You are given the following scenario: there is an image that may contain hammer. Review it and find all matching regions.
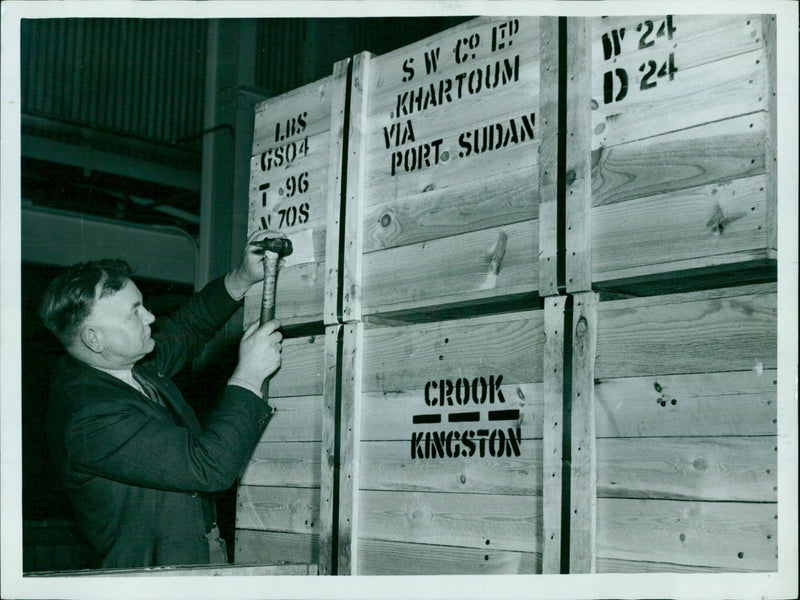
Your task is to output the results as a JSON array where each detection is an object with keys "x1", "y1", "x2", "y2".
[
  {"x1": 250, "y1": 236, "x2": 293, "y2": 324},
  {"x1": 249, "y1": 235, "x2": 293, "y2": 400}
]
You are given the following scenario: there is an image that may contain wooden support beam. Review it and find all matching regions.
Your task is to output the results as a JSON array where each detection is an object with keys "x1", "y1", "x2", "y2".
[
  {"x1": 568, "y1": 291, "x2": 598, "y2": 573},
  {"x1": 542, "y1": 295, "x2": 567, "y2": 573},
  {"x1": 341, "y1": 52, "x2": 372, "y2": 324},
  {"x1": 538, "y1": 17, "x2": 560, "y2": 297},
  {"x1": 564, "y1": 18, "x2": 593, "y2": 294},
  {"x1": 323, "y1": 58, "x2": 352, "y2": 325},
  {"x1": 318, "y1": 324, "x2": 342, "y2": 575},
  {"x1": 336, "y1": 322, "x2": 363, "y2": 574}
]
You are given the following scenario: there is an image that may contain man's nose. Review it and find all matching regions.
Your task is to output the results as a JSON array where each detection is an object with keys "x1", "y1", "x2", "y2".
[{"x1": 143, "y1": 308, "x2": 156, "y2": 325}]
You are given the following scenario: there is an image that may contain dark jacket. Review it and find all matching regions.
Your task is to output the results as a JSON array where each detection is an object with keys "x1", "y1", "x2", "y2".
[{"x1": 46, "y1": 276, "x2": 271, "y2": 569}]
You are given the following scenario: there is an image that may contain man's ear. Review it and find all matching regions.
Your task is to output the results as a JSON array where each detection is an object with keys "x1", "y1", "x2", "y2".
[{"x1": 79, "y1": 326, "x2": 104, "y2": 353}]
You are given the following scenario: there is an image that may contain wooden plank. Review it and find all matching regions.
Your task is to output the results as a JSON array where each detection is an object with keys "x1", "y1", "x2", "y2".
[
  {"x1": 569, "y1": 292, "x2": 598, "y2": 573},
  {"x1": 564, "y1": 19, "x2": 593, "y2": 293},
  {"x1": 359, "y1": 440, "x2": 543, "y2": 495},
  {"x1": 35, "y1": 562, "x2": 317, "y2": 577},
  {"x1": 361, "y1": 309, "x2": 544, "y2": 394},
  {"x1": 240, "y1": 441, "x2": 321, "y2": 487},
  {"x1": 235, "y1": 528, "x2": 319, "y2": 567},
  {"x1": 595, "y1": 370, "x2": 777, "y2": 438},
  {"x1": 593, "y1": 174, "x2": 772, "y2": 283},
  {"x1": 542, "y1": 295, "x2": 566, "y2": 573},
  {"x1": 358, "y1": 490, "x2": 542, "y2": 554},
  {"x1": 537, "y1": 17, "x2": 559, "y2": 297},
  {"x1": 357, "y1": 538, "x2": 540, "y2": 575},
  {"x1": 762, "y1": 15, "x2": 777, "y2": 253},
  {"x1": 337, "y1": 322, "x2": 364, "y2": 574},
  {"x1": 324, "y1": 58, "x2": 351, "y2": 325},
  {"x1": 267, "y1": 333, "x2": 326, "y2": 398},
  {"x1": 597, "y1": 437, "x2": 778, "y2": 502},
  {"x1": 364, "y1": 166, "x2": 539, "y2": 252},
  {"x1": 252, "y1": 395, "x2": 323, "y2": 443},
  {"x1": 596, "y1": 498, "x2": 778, "y2": 572},
  {"x1": 592, "y1": 113, "x2": 769, "y2": 208},
  {"x1": 595, "y1": 285, "x2": 776, "y2": 379},
  {"x1": 341, "y1": 52, "x2": 371, "y2": 324},
  {"x1": 362, "y1": 219, "x2": 539, "y2": 316},
  {"x1": 236, "y1": 485, "x2": 320, "y2": 534},
  {"x1": 318, "y1": 324, "x2": 340, "y2": 575},
  {"x1": 360, "y1": 384, "x2": 543, "y2": 442}
]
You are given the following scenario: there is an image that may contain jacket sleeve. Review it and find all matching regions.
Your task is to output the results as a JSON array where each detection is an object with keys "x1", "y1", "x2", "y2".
[
  {"x1": 145, "y1": 276, "x2": 243, "y2": 379},
  {"x1": 63, "y1": 384, "x2": 271, "y2": 493}
]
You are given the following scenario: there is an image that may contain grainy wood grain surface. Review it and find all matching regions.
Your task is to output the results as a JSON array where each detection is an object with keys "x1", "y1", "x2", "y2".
[
  {"x1": 596, "y1": 498, "x2": 777, "y2": 572},
  {"x1": 235, "y1": 528, "x2": 319, "y2": 567},
  {"x1": 358, "y1": 490, "x2": 542, "y2": 554},
  {"x1": 596, "y1": 436, "x2": 777, "y2": 502},
  {"x1": 542, "y1": 295, "x2": 566, "y2": 573},
  {"x1": 357, "y1": 538, "x2": 540, "y2": 575}
]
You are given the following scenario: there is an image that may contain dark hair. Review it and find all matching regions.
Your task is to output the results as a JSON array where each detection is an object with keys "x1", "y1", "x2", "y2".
[{"x1": 39, "y1": 259, "x2": 134, "y2": 347}]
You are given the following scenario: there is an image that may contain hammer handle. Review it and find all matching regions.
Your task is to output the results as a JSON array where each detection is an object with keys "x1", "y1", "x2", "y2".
[{"x1": 259, "y1": 251, "x2": 280, "y2": 324}]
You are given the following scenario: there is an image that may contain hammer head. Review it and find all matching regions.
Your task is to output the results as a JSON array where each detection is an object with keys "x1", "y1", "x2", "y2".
[{"x1": 250, "y1": 236, "x2": 293, "y2": 257}]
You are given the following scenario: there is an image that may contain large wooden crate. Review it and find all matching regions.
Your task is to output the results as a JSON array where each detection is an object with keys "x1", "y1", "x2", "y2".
[
  {"x1": 233, "y1": 329, "x2": 331, "y2": 567},
  {"x1": 328, "y1": 304, "x2": 564, "y2": 575},
  {"x1": 342, "y1": 17, "x2": 550, "y2": 320},
  {"x1": 245, "y1": 61, "x2": 349, "y2": 326},
  {"x1": 560, "y1": 283, "x2": 777, "y2": 573},
  {"x1": 564, "y1": 15, "x2": 777, "y2": 294}
]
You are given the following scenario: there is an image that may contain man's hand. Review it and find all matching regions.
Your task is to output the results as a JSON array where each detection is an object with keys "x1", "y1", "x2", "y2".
[
  {"x1": 231, "y1": 318, "x2": 283, "y2": 393},
  {"x1": 225, "y1": 230, "x2": 287, "y2": 300}
]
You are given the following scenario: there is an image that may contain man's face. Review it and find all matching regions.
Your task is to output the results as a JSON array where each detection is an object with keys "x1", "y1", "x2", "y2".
[{"x1": 83, "y1": 279, "x2": 156, "y2": 368}]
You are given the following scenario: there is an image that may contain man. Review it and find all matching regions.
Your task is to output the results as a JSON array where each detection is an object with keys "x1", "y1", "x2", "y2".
[{"x1": 40, "y1": 231, "x2": 283, "y2": 569}]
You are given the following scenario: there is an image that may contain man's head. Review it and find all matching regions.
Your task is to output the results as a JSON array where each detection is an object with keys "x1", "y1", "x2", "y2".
[{"x1": 40, "y1": 260, "x2": 156, "y2": 369}]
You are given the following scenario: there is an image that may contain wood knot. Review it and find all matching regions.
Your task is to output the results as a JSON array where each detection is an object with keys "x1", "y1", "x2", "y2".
[{"x1": 575, "y1": 317, "x2": 588, "y2": 338}]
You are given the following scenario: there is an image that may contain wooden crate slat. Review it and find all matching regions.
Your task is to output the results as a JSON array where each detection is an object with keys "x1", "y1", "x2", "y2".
[
  {"x1": 234, "y1": 528, "x2": 319, "y2": 566},
  {"x1": 358, "y1": 489, "x2": 542, "y2": 553},
  {"x1": 318, "y1": 324, "x2": 341, "y2": 575},
  {"x1": 592, "y1": 113, "x2": 769, "y2": 208},
  {"x1": 337, "y1": 322, "x2": 364, "y2": 574},
  {"x1": 542, "y1": 295, "x2": 566, "y2": 573},
  {"x1": 595, "y1": 285, "x2": 776, "y2": 378},
  {"x1": 265, "y1": 334, "x2": 326, "y2": 398},
  {"x1": 240, "y1": 441, "x2": 322, "y2": 488},
  {"x1": 537, "y1": 17, "x2": 560, "y2": 297},
  {"x1": 363, "y1": 166, "x2": 539, "y2": 252},
  {"x1": 362, "y1": 219, "x2": 539, "y2": 316},
  {"x1": 357, "y1": 538, "x2": 540, "y2": 575},
  {"x1": 596, "y1": 497, "x2": 778, "y2": 572},
  {"x1": 595, "y1": 370, "x2": 777, "y2": 438},
  {"x1": 568, "y1": 292, "x2": 599, "y2": 572},
  {"x1": 361, "y1": 309, "x2": 545, "y2": 393},
  {"x1": 250, "y1": 395, "x2": 323, "y2": 443},
  {"x1": 597, "y1": 436, "x2": 778, "y2": 502},
  {"x1": 592, "y1": 47, "x2": 769, "y2": 149},
  {"x1": 236, "y1": 485, "x2": 320, "y2": 534},
  {"x1": 592, "y1": 15, "x2": 766, "y2": 73},
  {"x1": 359, "y1": 439, "x2": 543, "y2": 495},
  {"x1": 593, "y1": 174, "x2": 772, "y2": 281}
]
